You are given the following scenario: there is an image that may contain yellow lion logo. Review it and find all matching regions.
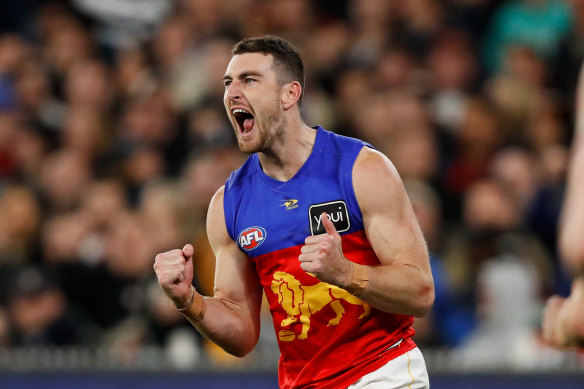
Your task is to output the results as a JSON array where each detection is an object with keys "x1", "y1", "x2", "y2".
[{"x1": 271, "y1": 271, "x2": 370, "y2": 341}]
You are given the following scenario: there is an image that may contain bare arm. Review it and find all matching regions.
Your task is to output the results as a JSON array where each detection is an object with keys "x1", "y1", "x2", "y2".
[
  {"x1": 542, "y1": 62, "x2": 584, "y2": 349},
  {"x1": 154, "y1": 186, "x2": 263, "y2": 357},
  {"x1": 299, "y1": 147, "x2": 434, "y2": 317},
  {"x1": 559, "y1": 64, "x2": 584, "y2": 275}
]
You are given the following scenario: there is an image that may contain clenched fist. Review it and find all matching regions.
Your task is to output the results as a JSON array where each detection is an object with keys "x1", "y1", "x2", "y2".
[{"x1": 154, "y1": 243, "x2": 195, "y2": 309}]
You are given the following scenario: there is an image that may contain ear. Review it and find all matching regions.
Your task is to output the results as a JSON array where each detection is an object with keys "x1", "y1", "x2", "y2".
[{"x1": 281, "y1": 81, "x2": 302, "y2": 110}]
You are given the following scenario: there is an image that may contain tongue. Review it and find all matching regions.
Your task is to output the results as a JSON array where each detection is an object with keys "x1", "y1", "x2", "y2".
[{"x1": 243, "y1": 118, "x2": 254, "y2": 133}]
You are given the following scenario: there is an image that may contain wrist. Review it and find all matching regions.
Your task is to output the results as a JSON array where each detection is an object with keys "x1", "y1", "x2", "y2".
[
  {"x1": 173, "y1": 286, "x2": 206, "y2": 321},
  {"x1": 346, "y1": 263, "x2": 369, "y2": 296},
  {"x1": 172, "y1": 285, "x2": 195, "y2": 310}
]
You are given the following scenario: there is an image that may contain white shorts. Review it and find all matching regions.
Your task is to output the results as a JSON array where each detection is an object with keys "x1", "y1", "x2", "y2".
[{"x1": 347, "y1": 347, "x2": 430, "y2": 389}]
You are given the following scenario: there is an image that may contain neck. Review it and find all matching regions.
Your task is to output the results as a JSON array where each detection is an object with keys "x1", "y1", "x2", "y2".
[{"x1": 258, "y1": 119, "x2": 317, "y2": 182}]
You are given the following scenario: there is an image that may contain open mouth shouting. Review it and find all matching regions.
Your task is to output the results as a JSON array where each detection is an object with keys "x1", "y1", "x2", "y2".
[{"x1": 232, "y1": 108, "x2": 255, "y2": 137}]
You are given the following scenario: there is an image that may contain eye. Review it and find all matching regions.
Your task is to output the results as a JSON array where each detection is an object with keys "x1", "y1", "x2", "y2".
[
  {"x1": 224, "y1": 79, "x2": 232, "y2": 87},
  {"x1": 244, "y1": 77, "x2": 256, "y2": 84}
]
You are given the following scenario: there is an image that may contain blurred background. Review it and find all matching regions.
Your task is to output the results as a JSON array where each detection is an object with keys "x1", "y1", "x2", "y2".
[{"x1": 0, "y1": 0, "x2": 583, "y2": 387}]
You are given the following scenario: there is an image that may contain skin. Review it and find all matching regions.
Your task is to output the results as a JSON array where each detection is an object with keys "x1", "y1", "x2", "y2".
[
  {"x1": 542, "y1": 277, "x2": 584, "y2": 348},
  {"x1": 542, "y1": 61, "x2": 584, "y2": 349},
  {"x1": 153, "y1": 52, "x2": 434, "y2": 357},
  {"x1": 558, "y1": 67, "x2": 584, "y2": 275},
  {"x1": 300, "y1": 147, "x2": 434, "y2": 316}
]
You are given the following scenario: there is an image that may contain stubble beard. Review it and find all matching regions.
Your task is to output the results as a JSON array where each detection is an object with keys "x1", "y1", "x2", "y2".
[{"x1": 236, "y1": 108, "x2": 286, "y2": 155}]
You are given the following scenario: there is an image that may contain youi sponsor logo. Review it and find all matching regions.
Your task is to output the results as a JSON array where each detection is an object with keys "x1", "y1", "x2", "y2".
[{"x1": 308, "y1": 200, "x2": 350, "y2": 235}]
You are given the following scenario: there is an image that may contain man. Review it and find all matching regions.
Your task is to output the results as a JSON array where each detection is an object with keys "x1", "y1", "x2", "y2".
[
  {"x1": 154, "y1": 35, "x2": 434, "y2": 388},
  {"x1": 542, "y1": 61, "x2": 584, "y2": 349}
]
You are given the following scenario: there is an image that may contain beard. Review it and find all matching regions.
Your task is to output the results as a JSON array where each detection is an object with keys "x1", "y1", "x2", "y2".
[{"x1": 235, "y1": 106, "x2": 286, "y2": 155}]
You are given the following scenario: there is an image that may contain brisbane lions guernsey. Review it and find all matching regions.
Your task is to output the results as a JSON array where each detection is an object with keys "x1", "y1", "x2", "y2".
[{"x1": 223, "y1": 126, "x2": 416, "y2": 389}]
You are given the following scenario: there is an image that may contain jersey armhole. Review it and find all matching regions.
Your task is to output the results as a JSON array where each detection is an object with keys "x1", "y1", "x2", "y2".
[
  {"x1": 342, "y1": 144, "x2": 373, "y2": 228},
  {"x1": 222, "y1": 180, "x2": 237, "y2": 242}
]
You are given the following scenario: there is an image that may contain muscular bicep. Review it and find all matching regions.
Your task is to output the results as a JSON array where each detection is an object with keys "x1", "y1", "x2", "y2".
[
  {"x1": 206, "y1": 187, "x2": 263, "y2": 319},
  {"x1": 353, "y1": 147, "x2": 430, "y2": 271}
]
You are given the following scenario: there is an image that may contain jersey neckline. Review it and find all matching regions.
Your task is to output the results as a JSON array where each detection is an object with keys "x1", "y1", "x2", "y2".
[{"x1": 252, "y1": 126, "x2": 326, "y2": 193}]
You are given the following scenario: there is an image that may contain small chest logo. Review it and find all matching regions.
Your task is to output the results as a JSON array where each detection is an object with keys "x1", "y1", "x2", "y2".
[
  {"x1": 281, "y1": 199, "x2": 299, "y2": 210},
  {"x1": 309, "y1": 200, "x2": 350, "y2": 235},
  {"x1": 237, "y1": 226, "x2": 267, "y2": 251}
]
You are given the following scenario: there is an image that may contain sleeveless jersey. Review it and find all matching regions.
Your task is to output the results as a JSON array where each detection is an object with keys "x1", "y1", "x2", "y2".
[{"x1": 223, "y1": 126, "x2": 416, "y2": 389}]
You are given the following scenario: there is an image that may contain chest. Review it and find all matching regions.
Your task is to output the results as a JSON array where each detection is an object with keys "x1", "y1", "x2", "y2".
[{"x1": 231, "y1": 174, "x2": 361, "y2": 258}]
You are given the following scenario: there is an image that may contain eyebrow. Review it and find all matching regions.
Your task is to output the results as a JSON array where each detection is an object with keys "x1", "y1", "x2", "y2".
[{"x1": 222, "y1": 71, "x2": 264, "y2": 81}]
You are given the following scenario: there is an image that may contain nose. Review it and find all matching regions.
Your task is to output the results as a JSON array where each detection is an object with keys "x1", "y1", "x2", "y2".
[{"x1": 226, "y1": 80, "x2": 241, "y2": 101}]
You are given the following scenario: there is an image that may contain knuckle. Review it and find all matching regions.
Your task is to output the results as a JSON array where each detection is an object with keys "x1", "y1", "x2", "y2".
[{"x1": 164, "y1": 249, "x2": 180, "y2": 258}]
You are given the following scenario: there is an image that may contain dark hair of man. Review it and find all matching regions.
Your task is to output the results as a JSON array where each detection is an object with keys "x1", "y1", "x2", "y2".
[{"x1": 232, "y1": 35, "x2": 305, "y2": 106}]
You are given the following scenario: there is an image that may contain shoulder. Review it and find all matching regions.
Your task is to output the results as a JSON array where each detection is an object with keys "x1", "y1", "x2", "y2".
[
  {"x1": 353, "y1": 147, "x2": 407, "y2": 215},
  {"x1": 354, "y1": 147, "x2": 400, "y2": 182},
  {"x1": 207, "y1": 185, "x2": 233, "y2": 246},
  {"x1": 208, "y1": 185, "x2": 226, "y2": 218}
]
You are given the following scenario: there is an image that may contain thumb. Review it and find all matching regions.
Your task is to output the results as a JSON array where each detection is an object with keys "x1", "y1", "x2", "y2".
[
  {"x1": 321, "y1": 212, "x2": 339, "y2": 236},
  {"x1": 183, "y1": 244, "x2": 194, "y2": 259},
  {"x1": 182, "y1": 244, "x2": 195, "y2": 284}
]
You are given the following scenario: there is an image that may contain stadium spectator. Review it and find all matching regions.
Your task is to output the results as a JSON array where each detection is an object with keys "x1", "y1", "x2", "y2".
[{"x1": 0, "y1": 0, "x2": 580, "y2": 373}]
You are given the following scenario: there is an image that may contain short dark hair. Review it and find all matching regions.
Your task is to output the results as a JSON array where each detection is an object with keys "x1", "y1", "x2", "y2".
[{"x1": 232, "y1": 35, "x2": 305, "y2": 105}]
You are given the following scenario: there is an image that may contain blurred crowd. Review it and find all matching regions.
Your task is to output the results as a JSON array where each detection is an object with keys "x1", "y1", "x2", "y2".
[{"x1": 0, "y1": 0, "x2": 582, "y2": 370}]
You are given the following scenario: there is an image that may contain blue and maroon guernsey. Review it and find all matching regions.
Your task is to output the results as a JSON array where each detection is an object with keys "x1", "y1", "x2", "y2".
[{"x1": 223, "y1": 127, "x2": 416, "y2": 389}]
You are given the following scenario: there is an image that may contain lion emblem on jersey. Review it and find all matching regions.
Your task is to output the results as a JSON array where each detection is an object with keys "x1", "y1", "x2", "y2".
[{"x1": 271, "y1": 271, "x2": 370, "y2": 341}]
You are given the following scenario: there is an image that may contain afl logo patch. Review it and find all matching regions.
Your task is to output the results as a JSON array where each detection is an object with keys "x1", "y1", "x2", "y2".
[{"x1": 237, "y1": 226, "x2": 267, "y2": 251}]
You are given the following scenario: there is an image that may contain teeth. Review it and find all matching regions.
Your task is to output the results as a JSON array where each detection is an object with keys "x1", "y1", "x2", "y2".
[{"x1": 232, "y1": 108, "x2": 250, "y2": 115}]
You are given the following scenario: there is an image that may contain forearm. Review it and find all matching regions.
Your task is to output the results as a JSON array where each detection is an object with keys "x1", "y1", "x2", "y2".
[
  {"x1": 560, "y1": 62, "x2": 584, "y2": 274},
  {"x1": 560, "y1": 135, "x2": 584, "y2": 274},
  {"x1": 345, "y1": 262, "x2": 434, "y2": 317},
  {"x1": 178, "y1": 291, "x2": 260, "y2": 357}
]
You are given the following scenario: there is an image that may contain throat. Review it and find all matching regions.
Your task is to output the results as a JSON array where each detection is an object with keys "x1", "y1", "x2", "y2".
[
  {"x1": 259, "y1": 158, "x2": 299, "y2": 182},
  {"x1": 258, "y1": 126, "x2": 317, "y2": 182}
]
